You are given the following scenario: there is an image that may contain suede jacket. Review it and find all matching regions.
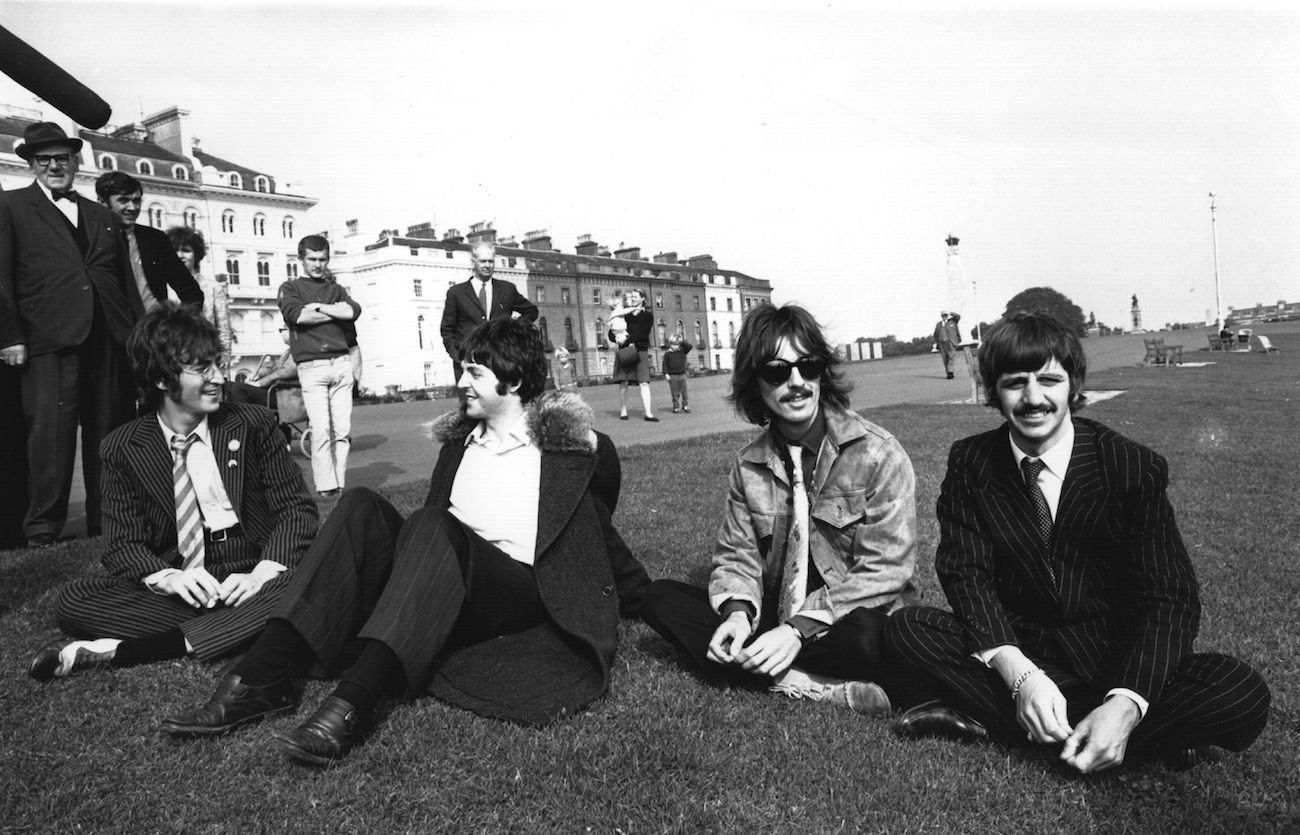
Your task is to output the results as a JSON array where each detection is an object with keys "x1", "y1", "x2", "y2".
[{"x1": 709, "y1": 406, "x2": 920, "y2": 626}]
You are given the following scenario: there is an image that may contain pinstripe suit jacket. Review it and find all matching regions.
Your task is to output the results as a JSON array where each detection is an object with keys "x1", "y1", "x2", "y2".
[
  {"x1": 935, "y1": 417, "x2": 1200, "y2": 705},
  {"x1": 98, "y1": 402, "x2": 318, "y2": 582}
]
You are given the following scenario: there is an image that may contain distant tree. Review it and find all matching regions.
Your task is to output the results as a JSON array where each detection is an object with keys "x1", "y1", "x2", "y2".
[{"x1": 1001, "y1": 287, "x2": 1087, "y2": 336}]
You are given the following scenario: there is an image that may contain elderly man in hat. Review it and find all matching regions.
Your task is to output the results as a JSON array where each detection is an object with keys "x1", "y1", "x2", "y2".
[
  {"x1": 0, "y1": 122, "x2": 141, "y2": 546},
  {"x1": 934, "y1": 311, "x2": 961, "y2": 380}
]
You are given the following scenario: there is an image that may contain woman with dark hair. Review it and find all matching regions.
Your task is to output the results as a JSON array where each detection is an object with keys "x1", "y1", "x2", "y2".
[
  {"x1": 168, "y1": 226, "x2": 233, "y2": 369},
  {"x1": 609, "y1": 288, "x2": 658, "y2": 422}
]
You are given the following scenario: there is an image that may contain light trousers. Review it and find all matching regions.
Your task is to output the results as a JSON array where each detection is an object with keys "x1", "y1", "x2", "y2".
[{"x1": 297, "y1": 354, "x2": 353, "y2": 492}]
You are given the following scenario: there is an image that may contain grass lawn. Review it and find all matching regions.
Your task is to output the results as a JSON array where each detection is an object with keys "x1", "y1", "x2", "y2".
[{"x1": 2, "y1": 336, "x2": 1297, "y2": 833}]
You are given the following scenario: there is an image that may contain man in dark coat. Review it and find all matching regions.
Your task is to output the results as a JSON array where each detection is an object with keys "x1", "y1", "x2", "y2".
[
  {"x1": 161, "y1": 316, "x2": 648, "y2": 766},
  {"x1": 886, "y1": 312, "x2": 1270, "y2": 773},
  {"x1": 94, "y1": 171, "x2": 203, "y2": 313},
  {"x1": 439, "y1": 241, "x2": 537, "y2": 381},
  {"x1": 0, "y1": 122, "x2": 143, "y2": 545}
]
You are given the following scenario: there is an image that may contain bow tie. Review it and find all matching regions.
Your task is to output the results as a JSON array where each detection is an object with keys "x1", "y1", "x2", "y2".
[{"x1": 51, "y1": 190, "x2": 75, "y2": 202}]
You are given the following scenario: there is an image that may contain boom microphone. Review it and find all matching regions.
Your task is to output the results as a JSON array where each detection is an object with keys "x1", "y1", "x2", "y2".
[{"x1": 0, "y1": 24, "x2": 111, "y2": 129}]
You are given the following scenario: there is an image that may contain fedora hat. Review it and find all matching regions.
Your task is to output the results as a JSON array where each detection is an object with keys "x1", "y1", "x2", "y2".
[{"x1": 15, "y1": 122, "x2": 83, "y2": 161}]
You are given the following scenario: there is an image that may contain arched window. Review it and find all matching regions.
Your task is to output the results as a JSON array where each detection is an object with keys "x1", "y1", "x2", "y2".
[
  {"x1": 282, "y1": 216, "x2": 295, "y2": 239},
  {"x1": 712, "y1": 320, "x2": 721, "y2": 349},
  {"x1": 656, "y1": 319, "x2": 667, "y2": 346},
  {"x1": 253, "y1": 214, "x2": 266, "y2": 236},
  {"x1": 695, "y1": 319, "x2": 703, "y2": 345},
  {"x1": 257, "y1": 258, "x2": 271, "y2": 287},
  {"x1": 254, "y1": 175, "x2": 270, "y2": 193},
  {"x1": 260, "y1": 312, "x2": 276, "y2": 341},
  {"x1": 221, "y1": 210, "x2": 236, "y2": 234},
  {"x1": 676, "y1": 319, "x2": 684, "y2": 339},
  {"x1": 228, "y1": 172, "x2": 243, "y2": 189},
  {"x1": 538, "y1": 317, "x2": 550, "y2": 347},
  {"x1": 136, "y1": 160, "x2": 154, "y2": 176},
  {"x1": 183, "y1": 207, "x2": 199, "y2": 228},
  {"x1": 728, "y1": 321, "x2": 736, "y2": 347},
  {"x1": 563, "y1": 317, "x2": 575, "y2": 348},
  {"x1": 172, "y1": 165, "x2": 189, "y2": 181},
  {"x1": 225, "y1": 255, "x2": 240, "y2": 285},
  {"x1": 594, "y1": 317, "x2": 604, "y2": 344},
  {"x1": 285, "y1": 261, "x2": 298, "y2": 279},
  {"x1": 98, "y1": 154, "x2": 116, "y2": 171},
  {"x1": 417, "y1": 315, "x2": 425, "y2": 350},
  {"x1": 147, "y1": 203, "x2": 164, "y2": 228}
]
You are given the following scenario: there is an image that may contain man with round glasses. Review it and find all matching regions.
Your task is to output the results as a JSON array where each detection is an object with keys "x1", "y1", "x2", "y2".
[
  {"x1": 0, "y1": 122, "x2": 143, "y2": 546},
  {"x1": 641, "y1": 303, "x2": 924, "y2": 716},
  {"x1": 28, "y1": 303, "x2": 317, "y2": 682}
]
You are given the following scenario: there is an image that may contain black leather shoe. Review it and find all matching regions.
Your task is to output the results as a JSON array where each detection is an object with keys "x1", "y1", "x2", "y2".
[
  {"x1": 892, "y1": 699, "x2": 989, "y2": 742},
  {"x1": 29, "y1": 638, "x2": 118, "y2": 681},
  {"x1": 160, "y1": 673, "x2": 300, "y2": 737},
  {"x1": 1165, "y1": 746, "x2": 1213, "y2": 772},
  {"x1": 273, "y1": 695, "x2": 366, "y2": 766},
  {"x1": 26, "y1": 533, "x2": 57, "y2": 549}
]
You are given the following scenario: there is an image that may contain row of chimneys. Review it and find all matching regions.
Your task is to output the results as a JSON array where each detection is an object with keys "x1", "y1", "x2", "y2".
[{"x1": 395, "y1": 221, "x2": 716, "y2": 269}]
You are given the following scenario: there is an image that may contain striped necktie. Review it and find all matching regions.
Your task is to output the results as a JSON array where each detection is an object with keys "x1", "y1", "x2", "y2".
[
  {"x1": 171, "y1": 434, "x2": 205, "y2": 569},
  {"x1": 778, "y1": 444, "x2": 811, "y2": 621},
  {"x1": 1020, "y1": 457, "x2": 1056, "y2": 586}
]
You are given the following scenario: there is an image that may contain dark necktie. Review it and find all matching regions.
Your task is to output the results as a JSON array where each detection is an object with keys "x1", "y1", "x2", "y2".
[
  {"x1": 477, "y1": 282, "x2": 488, "y2": 317},
  {"x1": 1020, "y1": 457, "x2": 1057, "y2": 585}
]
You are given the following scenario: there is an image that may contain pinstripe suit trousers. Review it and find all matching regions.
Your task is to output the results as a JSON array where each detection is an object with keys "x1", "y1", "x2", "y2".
[{"x1": 886, "y1": 605, "x2": 1271, "y2": 756}]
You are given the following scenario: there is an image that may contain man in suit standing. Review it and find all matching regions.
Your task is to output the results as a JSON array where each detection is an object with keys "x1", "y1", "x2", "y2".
[
  {"x1": 641, "y1": 304, "x2": 922, "y2": 716},
  {"x1": 159, "y1": 316, "x2": 648, "y2": 766},
  {"x1": 886, "y1": 312, "x2": 1270, "y2": 773},
  {"x1": 29, "y1": 303, "x2": 317, "y2": 681},
  {"x1": 94, "y1": 171, "x2": 203, "y2": 313},
  {"x1": 0, "y1": 122, "x2": 143, "y2": 546},
  {"x1": 933, "y1": 310, "x2": 961, "y2": 379},
  {"x1": 439, "y1": 241, "x2": 537, "y2": 381}
]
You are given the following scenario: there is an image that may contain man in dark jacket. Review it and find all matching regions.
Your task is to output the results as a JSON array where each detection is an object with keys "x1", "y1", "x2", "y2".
[
  {"x1": 887, "y1": 312, "x2": 1270, "y2": 773},
  {"x1": 94, "y1": 171, "x2": 203, "y2": 313},
  {"x1": 161, "y1": 316, "x2": 649, "y2": 766},
  {"x1": 439, "y1": 241, "x2": 537, "y2": 381}
]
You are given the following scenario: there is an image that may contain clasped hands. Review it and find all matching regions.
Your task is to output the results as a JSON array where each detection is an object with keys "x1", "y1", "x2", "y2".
[
  {"x1": 1014, "y1": 668, "x2": 1141, "y2": 774},
  {"x1": 153, "y1": 563, "x2": 278, "y2": 609},
  {"x1": 706, "y1": 611, "x2": 802, "y2": 677}
]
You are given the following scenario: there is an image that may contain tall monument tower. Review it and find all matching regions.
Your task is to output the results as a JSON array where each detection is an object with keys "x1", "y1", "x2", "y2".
[
  {"x1": 945, "y1": 235, "x2": 977, "y2": 340},
  {"x1": 1130, "y1": 294, "x2": 1143, "y2": 332}
]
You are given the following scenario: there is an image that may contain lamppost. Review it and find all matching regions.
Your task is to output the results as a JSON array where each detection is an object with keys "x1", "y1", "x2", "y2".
[{"x1": 1210, "y1": 192, "x2": 1222, "y2": 329}]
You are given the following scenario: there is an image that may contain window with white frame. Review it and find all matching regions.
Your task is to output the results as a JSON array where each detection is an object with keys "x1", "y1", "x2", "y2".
[
  {"x1": 183, "y1": 207, "x2": 198, "y2": 228},
  {"x1": 225, "y1": 254, "x2": 241, "y2": 284},
  {"x1": 147, "y1": 204, "x2": 164, "y2": 227},
  {"x1": 285, "y1": 261, "x2": 298, "y2": 279},
  {"x1": 282, "y1": 216, "x2": 295, "y2": 238},
  {"x1": 228, "y1": 172, "x2": 243, "y2": 189},
  {"x1": 137, "y1": 160, "x2": 154, "y2": 176},
  {"x1": 99, "y1": 154, "x2": 116, "y2": 171},
  {"x1": 257, "y1": 258, "x2": 271, "y2": 286},
  {"x1": 413, "y1": 279, "x2": 423, "y2": 298},
  {"x1": 172, "y1": 165, "x2": 189, "y2": 181},
  {"x1": 254, "y1": 175, "x2": 270, "y2": 193},
  {"x1": 222, "y1": 210, "x2": 236, "y2": 234},
  {"x1": 253, "y1": 214, "x2": 266, "y2": 236}
]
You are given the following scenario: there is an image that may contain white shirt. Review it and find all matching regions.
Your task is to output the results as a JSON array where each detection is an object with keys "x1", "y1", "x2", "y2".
[
  {"x1": 37, "y1": 181, "x2": 79, "y2": 226},
  {"x1": 473, "y1": 278, "x2": 493, "y2": 316},
  {"x1": 448, "y1": 416, "x2": 541, "y2": 565}
]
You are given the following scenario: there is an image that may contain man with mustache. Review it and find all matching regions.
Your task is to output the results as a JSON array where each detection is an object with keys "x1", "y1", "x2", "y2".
[
  {"x1": 642, "y1": 303, "x2": 923, "y2": 715},
  {"x1": 886, "y1": 311, "x2": 1270, "y2": 772}
]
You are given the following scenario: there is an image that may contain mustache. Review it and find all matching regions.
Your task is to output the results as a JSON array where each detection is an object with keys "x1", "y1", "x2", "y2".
[{"x1": 1014, "y1": 403, "x2": 1055, "y2": 416}]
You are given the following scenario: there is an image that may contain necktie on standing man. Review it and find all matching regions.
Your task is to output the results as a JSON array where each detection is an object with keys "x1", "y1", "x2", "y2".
[
  {"x1": 477, "y1": 281, "x2": 489, "y2": 318},
  {"x1": 172, "y1": 434, "x2": 205, "y2": 570},
  {"x1": 1020, "y1": 456, "x2": 1056, "y2": 586},
  {"x1": 778, "y1": 444, "x2": 811, "y2": 621}
]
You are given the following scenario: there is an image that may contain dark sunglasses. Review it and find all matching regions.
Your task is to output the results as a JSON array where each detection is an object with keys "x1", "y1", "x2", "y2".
[{"x1": 757, "y1": 357, "x2": 827, "y2": 385}]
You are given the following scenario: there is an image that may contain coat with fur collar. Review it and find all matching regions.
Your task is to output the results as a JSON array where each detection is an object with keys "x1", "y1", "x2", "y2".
[{"x1": 421, "y1": 391, "x2": 648, "y2": 725}]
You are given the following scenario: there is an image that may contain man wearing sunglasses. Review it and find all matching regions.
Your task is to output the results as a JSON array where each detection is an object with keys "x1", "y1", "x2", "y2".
[
  {"x1": 0, "y1": 122, "x2": 143, "y2": 547},
  {"x1": 642, "y1": 303, "x2": 923, "y2": 715},
  {"x1": 28, "y1": 303, "x2": 317, "y2": 682}
]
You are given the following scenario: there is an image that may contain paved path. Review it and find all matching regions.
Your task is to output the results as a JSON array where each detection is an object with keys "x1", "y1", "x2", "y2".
[{"x1": 61, "y1": 322, "x2": 1289, "y2": 537}]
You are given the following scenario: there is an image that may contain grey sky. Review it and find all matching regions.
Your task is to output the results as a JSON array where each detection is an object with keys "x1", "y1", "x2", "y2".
[{"x1": 3, "y1": 1, "x2": 1295, "y2": 341}]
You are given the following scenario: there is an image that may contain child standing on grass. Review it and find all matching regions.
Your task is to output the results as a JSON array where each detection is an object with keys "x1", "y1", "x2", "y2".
[{"x1": 662, "y1": 334, "x2": 693, "y2": 413}]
